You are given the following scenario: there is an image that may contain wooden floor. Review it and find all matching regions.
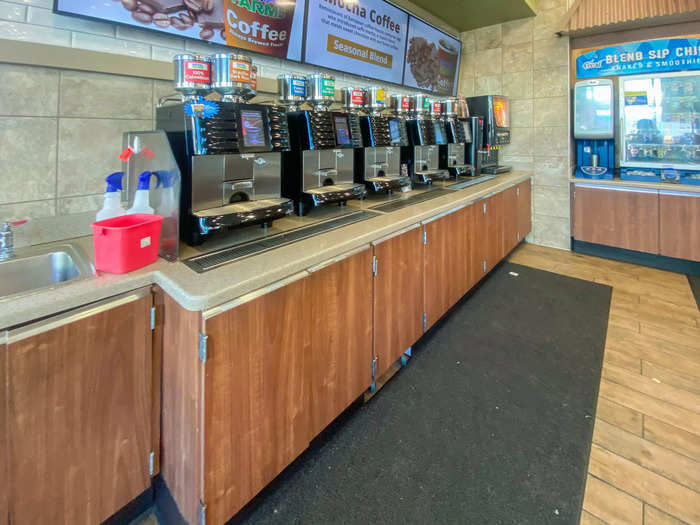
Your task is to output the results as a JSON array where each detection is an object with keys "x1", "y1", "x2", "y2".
[{"x1": 509, "y1": 243, "x2": 700, "y2": 525}]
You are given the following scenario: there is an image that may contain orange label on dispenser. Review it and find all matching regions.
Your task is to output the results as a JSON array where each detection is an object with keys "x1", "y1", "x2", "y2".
[
  {"x1": 229, "y1": 60, "x2": 251, "y2": 83},
  {"x1": 251, "y1": 67, "x2": 257, "y2": 90}
]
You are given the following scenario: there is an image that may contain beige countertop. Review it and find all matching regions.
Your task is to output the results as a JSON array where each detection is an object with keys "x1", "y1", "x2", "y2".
[
  {"x1": 570, "y1": 177, "x2": 700, "y2": 193},
  {"x1": 0, "y1": 171, "x2": 532, "y2": 330}
]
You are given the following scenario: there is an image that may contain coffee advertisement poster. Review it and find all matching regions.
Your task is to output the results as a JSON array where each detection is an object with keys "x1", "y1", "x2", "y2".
[
  {"x1": 303, "y1": 0, "x2": 409, "y2": 84},
  {"x1": 404, "y1": 15, "x2": 461, "y2": 95}
]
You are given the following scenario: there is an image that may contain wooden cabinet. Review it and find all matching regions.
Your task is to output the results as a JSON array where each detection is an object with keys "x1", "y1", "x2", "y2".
[
  {"x1": 517, "y1": 180, "x2": 532, "y2": 242},
  {"x1": 659, "y1": 191, "x2": 700, "y2": 262},
  {"x1": 307, "y1": 249, "x2": 373, "y2": 437},
  {"x1": 502, "y1": 185, "x2": 519, "y2": 256},
  {"x1": 373, "y1": 228, "x2": 425, "y2": 378},
  {"x1": 573, "y1": 185, "x2": 659, "y2": 254},
  {"x1": 0, "y1": 340, "x2": 6, "y2": 525},
  {"x1": 424, "y1": 208, "x2": 468, "y2": 330},
  {"x1": 203, "y1": 276, "x2": 310, "y2": 525},
  {"x1": 6, "y1": 291, "x2": 153, "y2": 525}
]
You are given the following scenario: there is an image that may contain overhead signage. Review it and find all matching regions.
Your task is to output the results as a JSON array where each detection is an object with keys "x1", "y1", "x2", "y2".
[
  {"x1": 303, "y1": 0, "x2": 409, "y2": 84},
  {"x1": 404, "y1": 15, "x2": 461, "y2": 95},
  {"x1": 576, "y1": 37, "x2": 700, "y2": 78}
]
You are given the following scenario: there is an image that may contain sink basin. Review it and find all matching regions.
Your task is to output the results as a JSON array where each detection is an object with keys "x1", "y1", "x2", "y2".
[{"x1": 0, "y1": 243, "x2": 95, "y2": 299}]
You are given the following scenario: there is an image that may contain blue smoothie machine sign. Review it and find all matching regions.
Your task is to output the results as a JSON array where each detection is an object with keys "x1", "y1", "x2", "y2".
[{"x1": 576, "y1": 37, "x2": 700, "y2": 78}]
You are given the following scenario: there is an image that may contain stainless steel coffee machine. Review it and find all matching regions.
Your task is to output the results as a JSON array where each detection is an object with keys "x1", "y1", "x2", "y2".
[
  {"x1": 439, "y1": 97, "x2": 473, "y2": 177},
  {"x1": 158, "y1": 53, "x2": 293, "y2": 246},
  {"x1": 282, "y1": 73, "x2": 366, "y2": 216},
  {"x1": 353, "y1": 87, "x2": 410, "y2": 193},
  {"x1": 404, "y1": 94, "x2": 449, "y2": 183}
]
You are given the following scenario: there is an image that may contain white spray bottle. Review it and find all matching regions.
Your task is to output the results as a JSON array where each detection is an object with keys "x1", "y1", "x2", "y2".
[
  {"x1": 155, "y1": 170, "x2": 178, "y2": 218},
  {"x1": 127, "y1": 171, "x2": 155, "y2": 215},
  {"x1": 96, "y1": 171, "x2": 126, "y2": 221}
]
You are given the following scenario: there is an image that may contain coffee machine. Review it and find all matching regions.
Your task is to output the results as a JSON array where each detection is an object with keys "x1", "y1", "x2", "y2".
[
  {"x1": 353, "y1": 87, "x2": 411, "y2": 193},
  {"x1": 157, "y1": 53, "x2": 293, "y2": 246},
  {"x1": 282, "y1": 73, "x2": 365, "y2": 215},
  {"x1": 404, "y1": 94, "x2": 449, "y2": 183},
  {"x1": 467, "y1": 95, "x2": 512, "y2": 174},
  {"x1": 388, "y1": 93, "x2": 411, "y2": 148},
  {"x1": 439, "y1": 97, "x2": 473, "y2": 177}
]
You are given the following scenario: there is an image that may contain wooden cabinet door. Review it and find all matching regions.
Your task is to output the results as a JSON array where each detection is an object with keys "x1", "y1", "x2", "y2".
[
  {"x1": 424, "y1": 208, "x2": 467, "y2": 330},
  {"x1": 7, "y1": 292, "x2": 153, "y2": 525},
  {"x1": 1, "y1": 341, "x2": 6, "y2": 525},
  {"x1": 467, "y1": 201, "x2": 487, "y2": 288},
  {"x1": 573, "y1": 185, "x2": 659, "y2": 254},
  {"x1": 517, "y1": 180, "x2": 532, "y2": 242},
  {"x1": 307, "y1": 249, "x2": 373, "y2": 436},
  {"x1": 373, "y1": 228, "x2": 425, "y2": 378},
  {"x1": 659, "y1": 191, "x2": 700, "y2": 262},
  {"x1": 485, "y1": 192, "x2": 504, "y2": 272},
  {"x1": 203, "y1": 276, "x2": 310, "y2": 525},
  {"x1": 502, "y1": 185, "x2": 519, "y2": 256}
]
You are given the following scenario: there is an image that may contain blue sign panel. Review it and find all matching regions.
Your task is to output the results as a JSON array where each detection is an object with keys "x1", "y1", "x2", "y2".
[{"x1": 576, "y1": 38, "x2": 700, "y2": 78}]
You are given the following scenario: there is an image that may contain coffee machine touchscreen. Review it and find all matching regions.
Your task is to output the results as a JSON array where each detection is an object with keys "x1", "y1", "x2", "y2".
[
  {"x1": 334, "y1": 116, "x2": 352, "y2": 146},
  {"x1": 493, "y1": 97, "x2": 509, "y2": 128},
  {"x1": 434, "y1": 122, "x2": 445, "y2": 144},
  {"x1": 241, "y1": 110, "x2": 267, "y2": 148},
  {"x1": 389, "y1": 119, "x2": 401, "y2": 143}
]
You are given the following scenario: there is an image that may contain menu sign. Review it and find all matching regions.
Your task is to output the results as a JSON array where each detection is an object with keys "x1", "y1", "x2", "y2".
[
  {"x1": 54, "y1": 0, "x2": 305, "y2": 61},
  {"x1": 404, "y1": 15, "x2": 461, "y2": 95},
  {"x1": 303, "y1": 0, "x2": 409, "y2": 84}
]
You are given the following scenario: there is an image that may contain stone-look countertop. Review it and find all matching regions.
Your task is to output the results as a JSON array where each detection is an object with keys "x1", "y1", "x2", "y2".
[
  {"x1": 1, "y1": 172, "x2": 533, "y2": 330},
  {"x1": 570, "y1": 177, "x2": 700, "y2": 193}
]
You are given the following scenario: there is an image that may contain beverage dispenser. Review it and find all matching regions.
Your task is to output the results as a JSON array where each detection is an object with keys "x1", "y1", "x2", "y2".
[
  {"x1": 439, "y1": 97, "x2": 473, "y2": 177},
  {"x1": 467, "y1": 95, "x2": 512, "y2": 174},
  {"x1": 281, "y1": 73, "x2": 366, "y2": 216},
  {"x1": 405, "y1": 94, "x2": 449, "y2": 183},
  {"x1": 353, "y1": 87, "x2": 411, "y2": 193},
  {"x1": 157, "y1": 53, "x2": 293, "y2": 246},
  {"x1": 574, "y1": 79, "x2": 614, "y2": 179}
]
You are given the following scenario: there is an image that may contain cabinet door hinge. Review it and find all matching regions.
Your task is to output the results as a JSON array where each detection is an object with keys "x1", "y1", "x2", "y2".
[
  {"x1": 483, "y1": 260, "x2": 487, "y2": 273},
  {"x1": 423, "y1": 313, "x2": 427, "y2": 330},
  {"x1": 148, "y1": 451, "x2": 155, "y2": 476},
  {"x1": 199, "y1": 501, "x2": 206, "y2": 525},
  {"x1": 150, "y1": 306, "x2": 156, "y2": 331},
  {"x1": 372, "y1": 255, "x2": 378, "y2": 276},
  {"x1": 517, "y1": 232, "x2": 521, "y2": 241},
  {"x1": 516, "y1": 187, "x2": 520, "y2": 197},
  {"x1": 371, "y1": 356, "x2": 377, "y2": 378},
  {"x1": 423, "y1": 231, "x2": 427, "y2": 245},
  {"x1": 198, "y1": 333, "x2": 208, "y2": 363},
  {"x1": 483, "y1": 202, "x2": 487, "y2": 215}
]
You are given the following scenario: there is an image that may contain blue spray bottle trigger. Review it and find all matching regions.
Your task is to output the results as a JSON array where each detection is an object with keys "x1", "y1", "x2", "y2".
[
  {"x1": 136, "y1": 171, "x2": 153, "y2": 190},
  {"x1": 105, "y1": 172, "x2": 125, "y2": 192},
  {"x1": 154, "y1": 170, "x2": 176, "y2": 189}
]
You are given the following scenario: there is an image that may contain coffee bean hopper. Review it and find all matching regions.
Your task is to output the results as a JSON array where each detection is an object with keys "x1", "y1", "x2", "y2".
[
  {"x1": 439, "y1": 97, "x2": 473, "y2": 177},
  {"x1": 281, "y1": 73, "x2": 365, "y2": 216},
  {"x1": 405, "y1": 94, "x2": 449, "y2": 183},
  {"x1": 157, "y1": 53, "x2": 292, "y2": 246},
  {"x1": 353, "y1": 87, "x2": 410, "y2": 193}
]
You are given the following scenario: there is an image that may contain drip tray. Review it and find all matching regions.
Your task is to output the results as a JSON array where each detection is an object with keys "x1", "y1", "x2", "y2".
[
  {"x1": 184, "y1": 211, "x2": 376, "y2": 273},
  {"x1": 371, "y1": 188, "x2": 455, "y2": 213},
  {"x1": 447, "y1": 175, "x2": 496, "y2": 189}
]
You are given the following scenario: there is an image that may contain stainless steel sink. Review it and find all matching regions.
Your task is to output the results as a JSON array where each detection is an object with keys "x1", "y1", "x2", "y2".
[{"x1": 0, "y1": 243, "x2": 95, "y2": 299}]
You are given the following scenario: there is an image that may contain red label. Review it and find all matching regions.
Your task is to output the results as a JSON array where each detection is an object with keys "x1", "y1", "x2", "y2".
[
  {"x1": 433, "y1": 101, "x2": 442, "y2": 114},
  {"x1": 351, "y1": 90, "x2": 364, "y2": 105},
  {"x1": 251, "y1": 68, "x2": 257, "y2": 90},
  {"x1": 183, "y1": 60, "x2": 210, "y2": 83},
  {"x1": 401, "y1": 96, "x2": 410, "y2": 110}
]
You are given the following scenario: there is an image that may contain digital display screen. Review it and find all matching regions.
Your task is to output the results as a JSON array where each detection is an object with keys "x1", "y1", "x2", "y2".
[
  {"x1": 334, "y1": 116, "x2": 352, "y2": 146},
  {"x1": 304, "y1": 0, "x2": 409, "y2": 84},
  {"x1": 389, "y1": 119, "x2": 401, "y2": 143},
  {"x1": 574, "y1": 81, "x2": 614, "y2": 139},
  {"x1": 493, "y1": 97, "x2": 509, "y2": 128},
  {"x1": 240, "y1": 110, "x2": 267, "y2": 148},
  {"x1": 434, "y1": 122, "x2": 445, "y2": 144},
  {"x1": 55, "y1": 0, "x2": 306, "y2": 61},
  {"x1": 404, "y1": 16, "x2": 461, "y2": 95}
]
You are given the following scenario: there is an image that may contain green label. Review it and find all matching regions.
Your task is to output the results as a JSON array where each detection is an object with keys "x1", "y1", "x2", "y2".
[
  {"x1": 423, "y1": 98, "x2": 431, "y2": 109},
  {"x1": 321, "y1": 78, "x2": 335, "y2": 97}
]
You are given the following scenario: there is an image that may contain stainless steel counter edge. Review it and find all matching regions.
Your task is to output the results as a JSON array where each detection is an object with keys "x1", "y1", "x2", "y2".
[{"x1": 0, "y1": 172, "x2": 532, "y2": 329}]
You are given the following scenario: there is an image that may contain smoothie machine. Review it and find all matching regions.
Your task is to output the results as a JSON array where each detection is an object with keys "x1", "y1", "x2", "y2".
[
  {"x1": 157, "y1": 53, "x2": 292, "y2": 246},
  {"x1": 405, "y1": 94, "x2": 449, "y2": 183},
  {"x1": 281, "y1": 73, "x2": 366, "y2": 215},
  {"x1": 353, "y1": 87, "x2": 411, "y2": 193},
  {"x1": 439, "y1": 97, "x2": 473, "y2": 177}
]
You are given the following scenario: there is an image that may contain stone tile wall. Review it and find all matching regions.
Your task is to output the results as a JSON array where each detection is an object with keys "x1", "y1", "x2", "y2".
[{"x1": 458, "y1": 0, "x2": 572, "y2": 250}]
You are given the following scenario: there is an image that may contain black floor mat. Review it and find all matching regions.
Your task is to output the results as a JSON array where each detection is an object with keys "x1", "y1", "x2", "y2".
[
  {"x1": 231, "y1": 262, "x2": 612, "y2": 525},
  {"x1": 689, "y1": 275, "x2": 700, "y2": 310}
]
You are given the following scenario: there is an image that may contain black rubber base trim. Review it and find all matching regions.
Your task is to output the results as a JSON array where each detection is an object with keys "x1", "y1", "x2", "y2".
[
  {"x1": 572, "y1": 239, "x2": 700, "y2": 276},
  {"x1": 102, "y1": 486, "x2": 153, "y2": 525},
  {"x1": 688, "y1": 275, "x2": 700, "y2": 310}
]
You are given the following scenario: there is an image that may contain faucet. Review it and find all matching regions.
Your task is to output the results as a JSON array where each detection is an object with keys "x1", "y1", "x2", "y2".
[{"x1": 0, "y1": 220, "x2": 27, "y2": 261}]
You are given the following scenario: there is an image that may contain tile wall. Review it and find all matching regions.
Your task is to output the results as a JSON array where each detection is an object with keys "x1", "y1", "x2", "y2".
[{"x1": 458, "y1": 0, "x2": 572, "y2": 249}]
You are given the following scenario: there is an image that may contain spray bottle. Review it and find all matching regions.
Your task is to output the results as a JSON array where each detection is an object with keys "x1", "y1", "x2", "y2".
[
  {"x1": 155, "y1": 170, "x2": 178, "y2": 217},
  {"x1": 127, "y1": 171, "x2": 155, "y2": 215},
  {"x1": 96, "y1": 172, "x2": 126, "y2": 221}
]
